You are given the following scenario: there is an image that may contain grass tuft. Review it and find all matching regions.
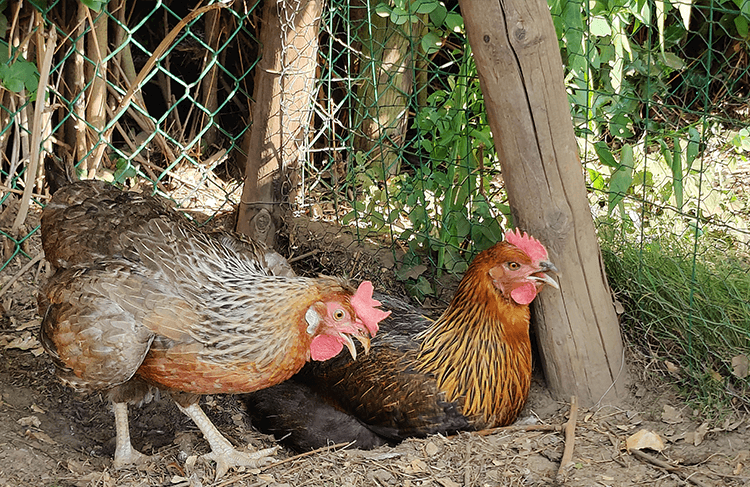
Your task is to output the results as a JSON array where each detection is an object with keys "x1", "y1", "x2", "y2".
[{"x1": 601, "y1": 235, "x2": 750, "y2": 415}]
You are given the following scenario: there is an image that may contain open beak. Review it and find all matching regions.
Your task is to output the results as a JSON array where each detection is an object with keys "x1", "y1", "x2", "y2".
[
  {"x1": 341, "y1": 331, "x2": 372, "y2": 361},
  {"x1": 530, "y1": 261, "x2": 560, "y2": 289}
]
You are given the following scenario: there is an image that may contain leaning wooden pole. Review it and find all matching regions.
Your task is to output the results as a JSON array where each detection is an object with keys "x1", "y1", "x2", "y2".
[
  {"x1": 237, "y1": 0, "x2": 323, "y2": 245},
  {"x1": 458, "y1": 0, "x2": 629, "y2": 406}
]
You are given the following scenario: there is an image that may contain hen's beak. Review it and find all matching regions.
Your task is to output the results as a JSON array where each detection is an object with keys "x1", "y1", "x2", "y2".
[
  {"x1": 530, "y1": 261, "x2": 560, "y2": 289},
  {"x1": 341, "y1": 331, "x2": 372, "y2": 361}
]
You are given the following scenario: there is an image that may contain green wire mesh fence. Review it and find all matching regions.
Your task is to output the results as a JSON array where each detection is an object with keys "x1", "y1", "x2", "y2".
[
  {"x1": 1, "y1": 0, "x2": 749, "y2": 408},
  {"x1": 554, "y1": 0, "x2": 750, "y2": 407}
]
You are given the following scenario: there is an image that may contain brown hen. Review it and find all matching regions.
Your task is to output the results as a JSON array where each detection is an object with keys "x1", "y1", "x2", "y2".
[
  {"x1": 242, "y1": 229, "x2": 558, "y2": 450},
  {"x1": 38, "y1": 180, "x2": 389, "y2": 477}
]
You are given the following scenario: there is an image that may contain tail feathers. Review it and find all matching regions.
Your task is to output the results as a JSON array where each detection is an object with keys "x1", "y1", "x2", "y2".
[{"x1": 44, "y1": 154, "x2": 78, "y2": 195}]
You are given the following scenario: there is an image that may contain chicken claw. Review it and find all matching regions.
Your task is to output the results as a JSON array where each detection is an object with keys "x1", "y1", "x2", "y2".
[
  {"x1": 203, "y1": 444, "x2": 278, "y2": 480},
  {"x1": 176, "y1": 402, "x2": 278, "y2": 479},
  {"x1": 112, "y1": 402, "x2": 150, "y2": 468}
]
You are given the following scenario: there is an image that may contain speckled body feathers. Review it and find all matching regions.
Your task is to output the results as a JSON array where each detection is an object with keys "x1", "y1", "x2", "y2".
[{"x1": 38, "y1": 180, "x2": 353, "y2": 396}]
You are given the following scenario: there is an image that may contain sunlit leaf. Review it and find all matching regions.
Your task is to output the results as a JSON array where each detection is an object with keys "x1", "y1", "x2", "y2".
[
  {"x1": 594, "y1": 141, "x2": 618, "y2": 168},
  {"x1": 608, "y1": 144, "x2": 634, "y2": 215},
  {"x1": 421, "y1": 31, "x2": 442, "y2": 55},
  {"x1": 677, "y1": 0, "x2": 692, "y2": 30}
]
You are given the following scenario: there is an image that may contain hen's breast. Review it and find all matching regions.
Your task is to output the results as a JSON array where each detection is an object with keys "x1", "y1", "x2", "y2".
[{"x1": 135, "y1": 338, "x2": 311, "y2": 394}]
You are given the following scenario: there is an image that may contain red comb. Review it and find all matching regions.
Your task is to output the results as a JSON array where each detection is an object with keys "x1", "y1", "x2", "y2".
[
  {"x1": 504, "y1": 228, "x2": 549, "y2": 262},
  {"x1": 350, "y1": 281, "x2": 390, "y2": 336}
]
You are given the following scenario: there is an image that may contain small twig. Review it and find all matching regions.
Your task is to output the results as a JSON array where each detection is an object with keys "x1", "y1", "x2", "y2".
[
  {"x1": 287, "y1": 249, "x2": 320, "y2": 264},
  {"x1": 555, "y1": 395, "x2": 579, "y2": 484},
  {"x1": 0, "y1": 184, "x2": 49, "y2": 200},
  {"x1": 11, "y1": 25, "x2": 56, "y2": 234},
  {"x1": 0, "y1": 252, "x2": 44, "y2": 299},
  {"x1": 473, "y1": 423, "x2": 563, "y2": 437},
  {"x1": 630, "y1": 449, "x2": 712, "y2": 487},
  {"x1": 264, "y1": 441, "x2": 354, "y2": 470},
  {"x1": 213, "y1": 441, "x2": 353, "y2": 487}
]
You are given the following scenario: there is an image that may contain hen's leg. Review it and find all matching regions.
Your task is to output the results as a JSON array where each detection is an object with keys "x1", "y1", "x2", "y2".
[
  {"x1": 175, "y1": 401, "x2": 277, "y2": 479},
  {"x1": 112, "y1": 402, "x2": 148, "y2": 468}
]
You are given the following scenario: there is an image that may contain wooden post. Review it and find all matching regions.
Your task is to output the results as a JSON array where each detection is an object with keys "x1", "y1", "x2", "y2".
[
  {"x1": 237, "y1": 0, "x2": 323, "y2": 246},
  {"x1": 458, "y1": 0, "x2": 629, "y2": 406}
]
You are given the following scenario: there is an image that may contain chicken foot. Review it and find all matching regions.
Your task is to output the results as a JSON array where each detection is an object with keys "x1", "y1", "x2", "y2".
[
  {"x1": 175, "y1": 402, "x2": 278, "y2": 479},
  {"x1": 112, "y1": 402, "x2": 149, "y2": 468}
]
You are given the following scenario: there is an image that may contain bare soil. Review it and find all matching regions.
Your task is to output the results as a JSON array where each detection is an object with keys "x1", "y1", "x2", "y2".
[{"x1": 0, "y1": 214, "x2": 748, "y2": 487}]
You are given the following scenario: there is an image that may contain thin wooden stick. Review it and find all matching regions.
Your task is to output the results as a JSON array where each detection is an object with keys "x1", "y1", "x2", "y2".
[
  {"x1": 473, "y1": 423, "x2": 563, "y2": 437},
  {"x1": 555, "y1": 395, "x2": 578, "y2": 484},
  {"x1": 287, "y1": 249, "x2": 320, "y2": 264},
  {"x1": 87, "y1": 2, "x2": 229, "y2": 171},
  {"x1": 0, "y1": 184, "x2": 49, "y2": 200},
  {"x1": 264, "y1": 441, "x2": 354, "y2": 470},
  {"x1": 0, "y1": 252, "x2": 44, "y2": 299},
  {"x1": 11, "y1": 24, "x2": 56, "y2": 235},
  {"x1": 630, "y1": 449, "x2": 712, "y2": 487}
]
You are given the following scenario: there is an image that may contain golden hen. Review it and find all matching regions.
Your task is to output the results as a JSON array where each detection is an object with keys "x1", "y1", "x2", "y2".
[
  {"x1": 242, "y1": 229, "x2": 558, "y2": 450},
  {"x1": 38, "y1": 180, "x2": 389, "y2": 477}
]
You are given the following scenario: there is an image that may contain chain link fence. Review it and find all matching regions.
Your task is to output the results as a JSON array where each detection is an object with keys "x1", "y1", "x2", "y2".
[{"x1": 1, "y1": 1, "x2": 749, "y2": 407}]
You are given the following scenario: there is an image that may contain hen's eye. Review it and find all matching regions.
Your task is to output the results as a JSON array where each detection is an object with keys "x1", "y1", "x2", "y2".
[
  {"x1": 332, "y1": 309, "x2": 346, "y2": 321},
  {"x1": 507, "y1": 262, "x2": 521, "y2": 270}
]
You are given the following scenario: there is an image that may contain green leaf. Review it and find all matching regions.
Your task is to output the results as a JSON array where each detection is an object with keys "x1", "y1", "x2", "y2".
[
  {"x1": 421, "y1": 31, "x2": 442, "y2": 55},
  {"x1": 375, "y1": 2, "x2": 392, "y2": 18},
  {"x1": 407, "y1": 276, "x2": 435, "y2": 299},
  {"x1": 0, "y1": 57, "x2": 39, "y2": 94},
  {"x1": 409, "y1": 205, "x2": 427, "y2": 226},
  {"x1": 113, "y1": 159, "x2": 137, "y2": 183},
  {"x1": 735, "y1": 0, "x2": 750, "y2": 17},
  {"x1": 395, "y1": 263, "x2": 428, "y2": 281},
  {"x1": 661, "y1": 52, "x2": 686, "y2": 70},
  {"x1": 608, "y1": 144, "x2": 634, "y2": 215},
  {"x1": 0, "y1": 71, "x2": 24, "y2": 92},
  {"x1": 686, "y1": 127, "x2": 700, "y2": 174},
  {"x1": 735, "y1": 15, "x2": 749, "y2": 38},
  {"x1": 454, "y1": 212, "x2": 471, "y2": 239},
  {"x1": 594, "y1": 141, "x2": 618, "y2": 168},
  {"x1": 442, "y1": 247, "x2": 469, "y2": 275},
  {"x1": 412, "y1": 0, "x2": 439, "y2": 15},
  {"x1": 429, "y1": 3, "x2": 447, "y2": 28},
  {"x1": 80, "y1": 0, "x2": 107, "y2": 11},
  {"x1": 0, "y1": 13, "x2": 8, "y2": 39},
  {"x1": 588, "y1": 167, "x2": 606, "y2": 191},
  {"x1": 670, "y1": 137, "x2": 684, "y2": 210},
  {"x1": 589, "y1": 16, "x2": 611, "y2": 37},
  {"x1": 609, "y1": 113, "x2": 635, "y2": 139},
  {"x1": 26, "y1": 0, "x2": 48, "y2": 11},
  {"x1": 445, "y1": 12, "x2": 464, "y2": 33},
  {"x1": 390, "y1": 6, "x2": 410, "y2": 25}
]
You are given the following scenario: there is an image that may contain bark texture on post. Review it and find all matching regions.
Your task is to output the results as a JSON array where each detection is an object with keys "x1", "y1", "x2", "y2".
[
  {"x1": 458, "y1": 0, "x2": 629, "y2": 406},
  {"x1": 237, "y1": 0, "x2": 322, "y2": 246}
]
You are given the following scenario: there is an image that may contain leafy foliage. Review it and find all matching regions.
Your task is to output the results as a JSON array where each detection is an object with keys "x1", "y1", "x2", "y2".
[
  {"x1": 344, "y1": 1, "x2": 509, "y2": 298},
  {"x1": 0, "y1": 41, "x2": 39, "y2": 96}
]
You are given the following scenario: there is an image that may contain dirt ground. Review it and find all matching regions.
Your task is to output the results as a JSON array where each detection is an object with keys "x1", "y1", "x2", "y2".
[{"x1": 0, "y1": 214, "x2": 748, "y2": 487}]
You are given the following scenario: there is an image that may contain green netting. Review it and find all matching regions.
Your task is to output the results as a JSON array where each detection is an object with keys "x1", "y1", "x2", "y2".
[{"x1": 1, "y1": 0, "x2": 749, "y2": 408}]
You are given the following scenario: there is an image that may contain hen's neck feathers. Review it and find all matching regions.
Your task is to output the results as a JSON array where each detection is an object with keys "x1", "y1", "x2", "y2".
[{"x1": 416, "y1": 244, "x2": 533, "y2": 427}]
